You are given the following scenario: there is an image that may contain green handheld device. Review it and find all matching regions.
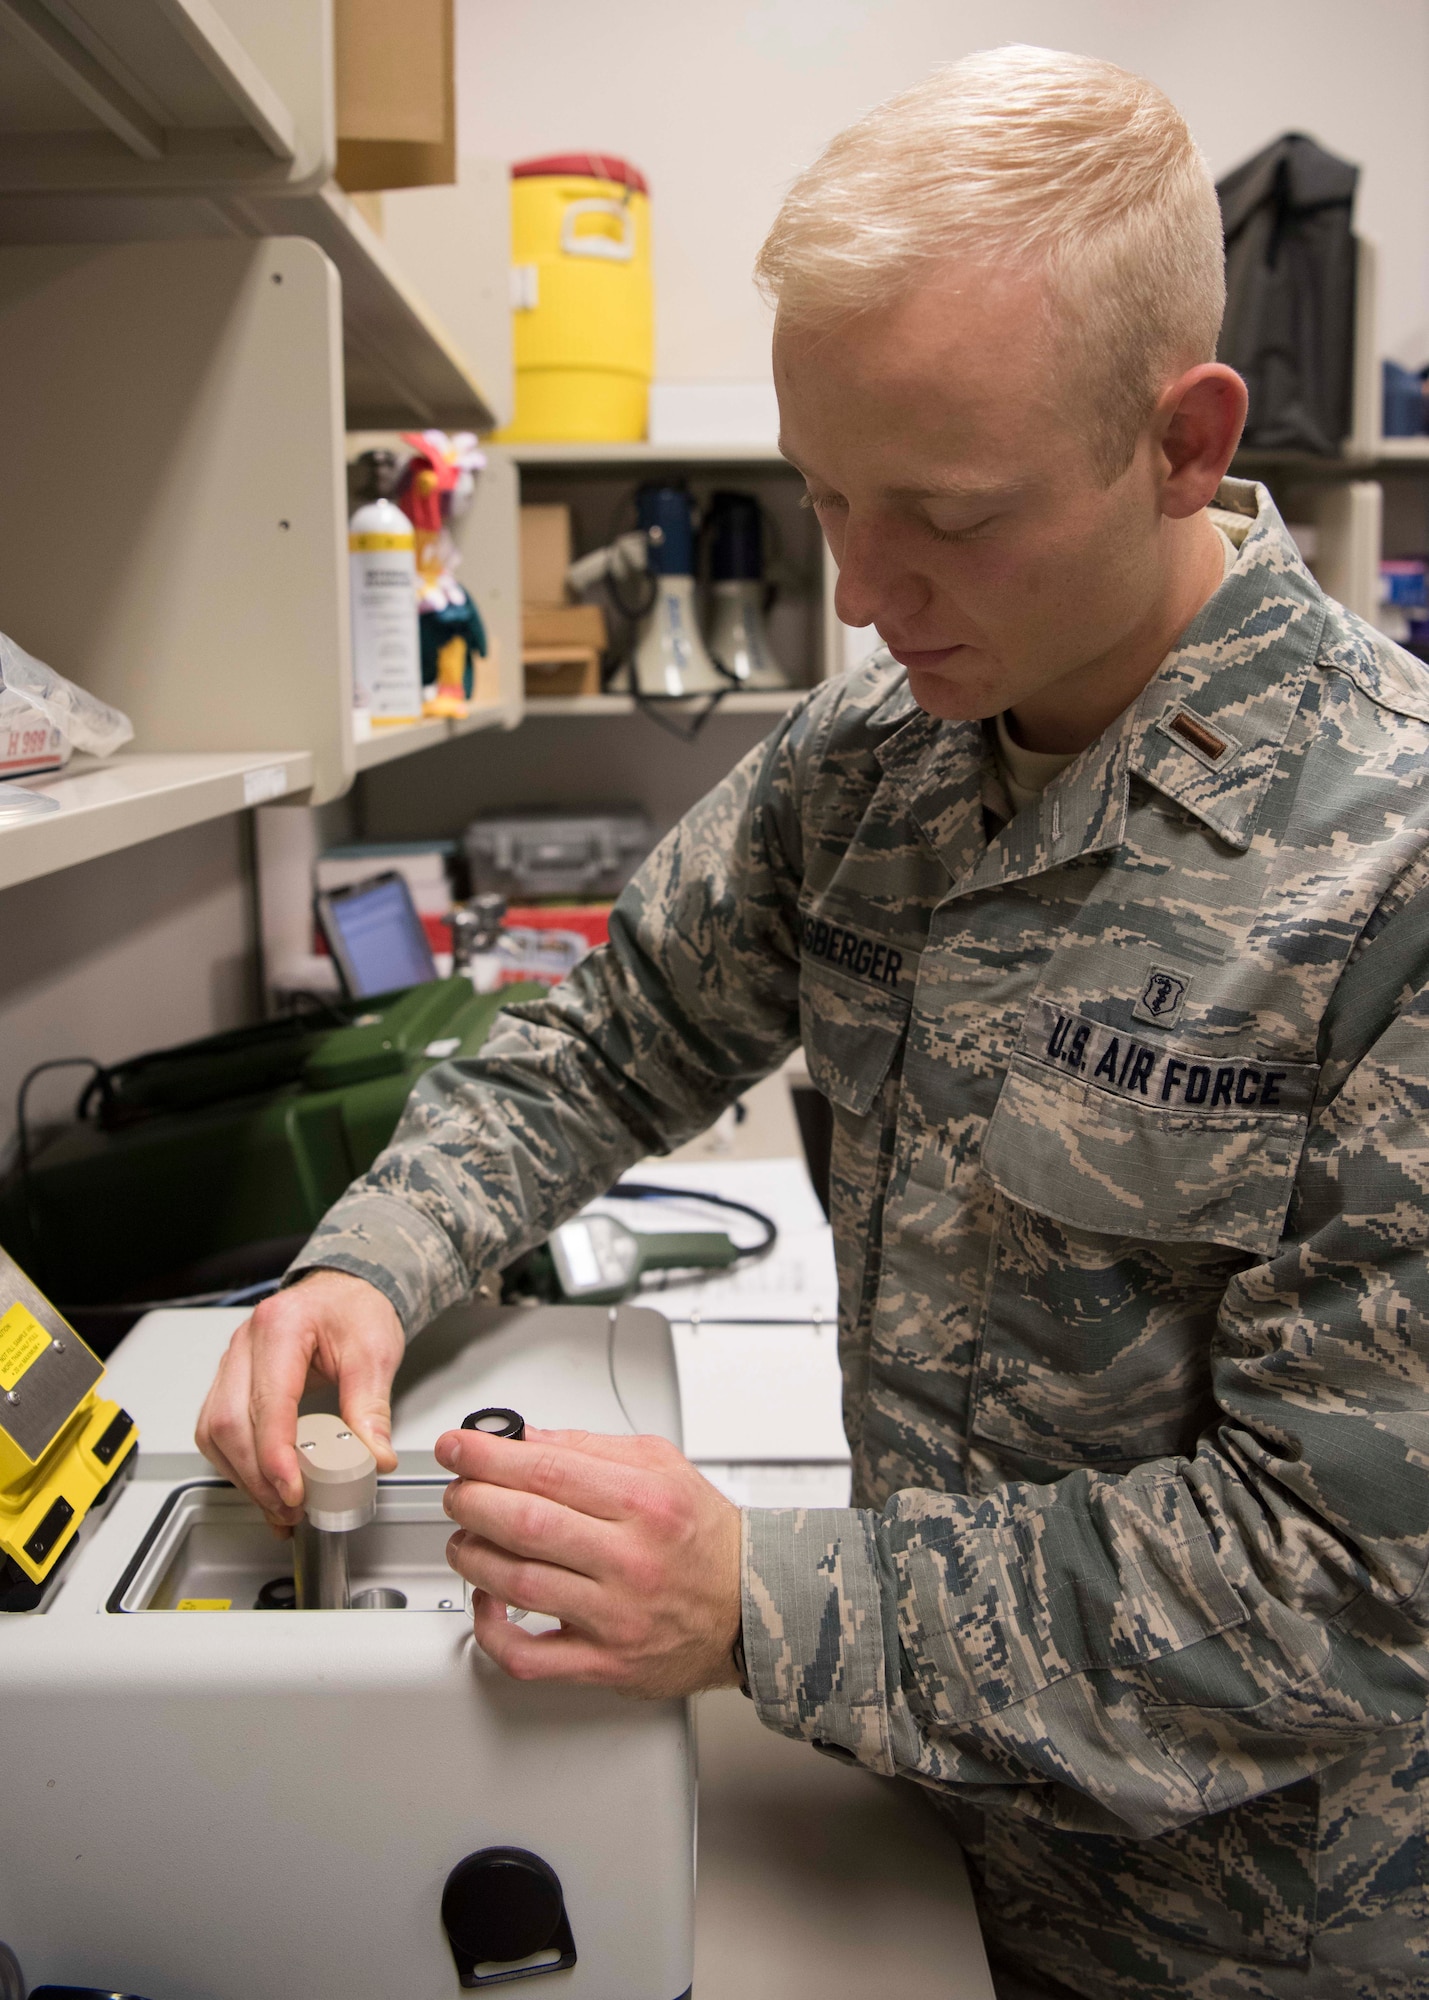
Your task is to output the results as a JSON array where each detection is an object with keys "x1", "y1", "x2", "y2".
[{"x1": 548, "y1": 1213, "x2": 742, "y2": 1305}]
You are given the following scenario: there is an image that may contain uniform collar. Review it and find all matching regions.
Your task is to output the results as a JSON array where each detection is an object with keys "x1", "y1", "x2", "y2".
[
  {"x1": 871, "y1": 479, "x2": 1324, "y2": 889},
  {"x1": 1124, "y1": 478, "x2": 1325, "y2": 849}
]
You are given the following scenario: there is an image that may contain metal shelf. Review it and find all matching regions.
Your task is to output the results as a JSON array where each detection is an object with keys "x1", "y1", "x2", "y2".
[
  {"x1": 520, "y1": 690, "x2": 805, "y2": 719},
  {"x1": 352, "y1": 700, "x2": 510, "y2": 770},
  {"x1": 509, "y1": 442, "x2": 793, "y2": 467},
  {"x1": 0, "y1": 0, "x2": 329, "y2": 195},
  {"x1": 0, "y1": 180, "x2": 499, "y2": 431},
  {"x1": 0, "y1": 748, "x2": 312, "y2": 892}
]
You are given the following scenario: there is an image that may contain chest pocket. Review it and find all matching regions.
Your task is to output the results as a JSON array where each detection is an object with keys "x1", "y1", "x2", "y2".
[
  {"x1": 799, "y1": 959, "x2": 910, "y2": 1116},
  {"x1": 982, "y1": 999, "x2": 1316, "y2": 1259},
  {"x1": 970, "y1": 999, "x2": 1317, "y2": 1475}
]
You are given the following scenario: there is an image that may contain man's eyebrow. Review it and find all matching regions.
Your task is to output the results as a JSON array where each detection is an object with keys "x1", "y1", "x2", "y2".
[
  {"x1": 886, "y1": 478, "x2": 1023, "y2": 505},
  {"x1": 777, "y1": 450, "x2": 1021, "y2": 507}
]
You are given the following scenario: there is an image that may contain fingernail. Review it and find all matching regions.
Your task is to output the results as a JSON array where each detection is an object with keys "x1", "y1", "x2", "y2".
[{"x1": 435, "y1": 1433, "x2": 460, "y2": 1470}]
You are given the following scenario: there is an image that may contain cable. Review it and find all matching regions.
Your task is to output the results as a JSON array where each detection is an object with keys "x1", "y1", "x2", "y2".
[
  {"x1": 604, "y1": 1180, "x2": 778, "y2": 1263},
  {"x1": 630, "y1": 688, "x2": 731, "y2": 741},
  {"x1": 15, "y1": 1056, "x2": 110, "y2": 1292}
]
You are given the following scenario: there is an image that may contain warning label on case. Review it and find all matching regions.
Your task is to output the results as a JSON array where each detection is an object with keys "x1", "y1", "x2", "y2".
[{"x1": 0, "y1": 1303, "x2": 51, "y2": 1392}]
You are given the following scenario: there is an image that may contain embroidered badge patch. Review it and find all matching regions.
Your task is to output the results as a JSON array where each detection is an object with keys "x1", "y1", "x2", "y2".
[{"x1": 1132, "y1": 966, "x2": 1189, "y2": 1029}]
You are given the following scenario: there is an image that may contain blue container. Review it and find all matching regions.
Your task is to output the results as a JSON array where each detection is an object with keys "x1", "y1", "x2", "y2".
[
  {"x1": 1383, "y1": 360, "x2": 1426, "y2": 437},
  {"x1": 636, "y1": 483, "x2": 697, "y2": 576}
]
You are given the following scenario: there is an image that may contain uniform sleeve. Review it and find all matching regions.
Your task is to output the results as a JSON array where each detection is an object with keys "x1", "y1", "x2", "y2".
[
  {"x1": 286, "y1": 702, "x2": 822, "y2": 1335},
  {"x1": 742, "y1": 897, "x2": 1429, "y2": 1841}
]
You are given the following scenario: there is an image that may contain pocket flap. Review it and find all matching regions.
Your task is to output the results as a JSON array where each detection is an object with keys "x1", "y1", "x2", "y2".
[
  {"x1": 800, "y1": 967, "x2": 907, "y2": 1116},
  {"x1": 982, "y1": 1002, "x2": 1316, "y2": 1257}
]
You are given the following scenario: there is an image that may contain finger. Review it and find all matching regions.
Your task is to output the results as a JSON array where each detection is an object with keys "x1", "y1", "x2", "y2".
[
  {"x1": 196, "y1": 1326, "x2": 298, "y2": 1520},
  {"x1": 524, "y1": 1425, "x2": 678, "y2": 1468},
  {"x1": 433, "y1": 1430, "x2": 651, "y2": 1520},
  {"x1": 469, "y1": 1589, "x2": 615, "y2": 1685},
  {"x1": 442, "y1": 1479, "x2": 618, "y2": 1576},
  {"x1": 335, "y1": 1343, "x2": 400, "y2": 1473},
  {"x1": 248, "y1": 1310, "x2": 320, "y2": 1515},
  {"x1": 446, "y1": 1531, "x2": 605, "y2": 1627}
]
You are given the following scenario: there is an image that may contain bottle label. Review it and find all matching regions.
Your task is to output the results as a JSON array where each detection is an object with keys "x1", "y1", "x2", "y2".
[{"x1": 350, "y1": 549, "x2": 423, "y2": 720}]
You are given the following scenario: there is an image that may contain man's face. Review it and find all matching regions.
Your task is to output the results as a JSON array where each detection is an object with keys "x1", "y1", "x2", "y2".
[{"x1": 774, "y1": 269, "x2": 1169, "y2": 722}]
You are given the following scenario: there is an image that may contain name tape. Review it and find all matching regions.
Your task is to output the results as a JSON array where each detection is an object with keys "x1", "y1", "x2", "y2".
[
  {"x1": 800, "y1": 912, "x2": 905, "y2": 989},
  {"x1": 1023, "y1": 998, "x2": 1317, "y2": 1116}
]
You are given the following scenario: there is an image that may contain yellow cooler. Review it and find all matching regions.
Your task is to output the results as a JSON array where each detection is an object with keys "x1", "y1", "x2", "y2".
[{"x1": 497, "y1": 152, "x2": 653, "y2": 443}]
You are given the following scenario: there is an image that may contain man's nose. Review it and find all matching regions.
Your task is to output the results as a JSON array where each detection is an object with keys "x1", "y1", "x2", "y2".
[{"x1": 831, "y1": 517, "x2": 929, "y2": 633}]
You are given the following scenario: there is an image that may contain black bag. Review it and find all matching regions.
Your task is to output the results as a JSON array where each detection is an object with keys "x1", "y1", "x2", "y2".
[{"x1": 1217, "y1": 133, "x2": 1359, "y2": 455}]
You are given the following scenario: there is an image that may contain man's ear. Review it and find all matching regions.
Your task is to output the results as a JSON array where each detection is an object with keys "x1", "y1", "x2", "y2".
[{"x1": 1153, "y1": 363, "x2": 1248, "y2": 520}]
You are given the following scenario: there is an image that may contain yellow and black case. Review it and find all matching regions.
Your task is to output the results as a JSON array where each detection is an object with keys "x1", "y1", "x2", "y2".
[{"x1": 0, "y1": 1245, "x2": 137, "y2": 1610}]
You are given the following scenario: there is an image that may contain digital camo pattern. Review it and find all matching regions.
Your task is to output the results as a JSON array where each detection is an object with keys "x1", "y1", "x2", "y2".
[{"x1": 293, "y1": 483, "x2": 1429, "y2": 1996}]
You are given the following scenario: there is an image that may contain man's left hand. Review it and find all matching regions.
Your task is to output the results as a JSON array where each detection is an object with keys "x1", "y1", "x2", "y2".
[{"x1": 435, "y1": 1425, "x2": 743, "y2": 1698}]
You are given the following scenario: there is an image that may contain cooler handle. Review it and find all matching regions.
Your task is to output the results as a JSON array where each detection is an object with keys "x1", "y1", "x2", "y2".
[{"x1": 560, "y1": 197, "x2": 635, "y2": 262}]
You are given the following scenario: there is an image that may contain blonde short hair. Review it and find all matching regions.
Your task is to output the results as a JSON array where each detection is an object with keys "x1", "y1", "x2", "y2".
[{"x1": 756, "y1": 46, "x2": 1226, "y2": 478}]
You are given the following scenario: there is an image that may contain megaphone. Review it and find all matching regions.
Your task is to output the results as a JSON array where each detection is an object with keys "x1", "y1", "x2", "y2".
[
  {"x1": 627, "y1": 483, "x2": 727, "y2": 697},
  {"x1": 705, "y1": 490, "x2": 792, "y2": 690}
]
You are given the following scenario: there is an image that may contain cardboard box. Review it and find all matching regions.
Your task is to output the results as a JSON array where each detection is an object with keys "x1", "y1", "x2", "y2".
[
  {"x1": 335, "y1": 0, "x2": 455, "y2": 193},
  {"x1": 520, "y1": 504, "x2": 573, "y2": 606},
  {"x1": 523, "y1": 602, "x2": 607, "y2": 649},
  {"x1": 523, "y1": 647, "x2": 602, "y2": 698}
]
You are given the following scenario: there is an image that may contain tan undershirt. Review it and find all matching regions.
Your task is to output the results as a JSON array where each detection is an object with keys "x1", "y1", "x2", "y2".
[{"x1": 994, "y1": 523, "x2": 1240, "y2": 816}]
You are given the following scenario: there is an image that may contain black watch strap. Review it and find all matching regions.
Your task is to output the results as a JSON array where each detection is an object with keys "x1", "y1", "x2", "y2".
[{"x1": 732, "y1": 1624, "x2": 753, "y2": 1700}]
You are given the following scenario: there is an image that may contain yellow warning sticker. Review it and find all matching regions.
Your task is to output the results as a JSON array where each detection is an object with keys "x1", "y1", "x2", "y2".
[
  {"x1": 0, "y1": 1303, "x2": 51, "y2": 1392},
  {"x1": 349, "y1": 531, "x2": 412, "y2": 552},
  {"x1": 177, "y1": 1598, "x2": 232, "y2": 1611}
]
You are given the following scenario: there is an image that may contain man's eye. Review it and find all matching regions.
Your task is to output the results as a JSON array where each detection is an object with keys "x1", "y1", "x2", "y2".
[
  {"x1": 800, "y1": 490, "x2": 845, "y2": 513},
  {"x1": 927, "y1": 516, "x2": 993, "y2": 545}
]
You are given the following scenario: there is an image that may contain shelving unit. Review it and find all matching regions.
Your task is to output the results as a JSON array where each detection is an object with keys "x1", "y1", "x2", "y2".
[
  {"x1": 0, "y1": 0, "x2": 332, "y2": 195},
  {"x1": 522, "y1": 690, "x2": 802, "y2": 719},
  {"x1": 510, "y1": 440, "x2": 847, "y2": 710},
  {"x1": 0, "y1": 748, "x2": 311, "y2": 893},
  {"x1": 0, "y1": 2, "x2": 514, "y2": 891}
]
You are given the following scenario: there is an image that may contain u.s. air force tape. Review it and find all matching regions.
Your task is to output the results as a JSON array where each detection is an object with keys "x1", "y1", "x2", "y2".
[{"x1": 1021, "y1": 998, "x2": 1317, "y2": 1116}]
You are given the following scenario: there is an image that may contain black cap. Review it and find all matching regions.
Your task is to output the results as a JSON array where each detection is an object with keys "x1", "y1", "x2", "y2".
[
  {"x1": 350, "y1": 447, "x2": 401, "y2": 503},
  {"x1": 461, "y1": 1407, "x2": 526, "y2": 1440}
]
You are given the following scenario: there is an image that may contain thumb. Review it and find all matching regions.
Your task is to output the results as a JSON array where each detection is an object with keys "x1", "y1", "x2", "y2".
[{"x1": 337, "y1": 1350, "x2": 399, "y2": 1473}]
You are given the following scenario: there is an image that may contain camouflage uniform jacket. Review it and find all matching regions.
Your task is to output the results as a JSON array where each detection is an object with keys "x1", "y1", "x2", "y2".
[{"x1": 295, "y1": 481, "x2": 1429, "y2": 1996}]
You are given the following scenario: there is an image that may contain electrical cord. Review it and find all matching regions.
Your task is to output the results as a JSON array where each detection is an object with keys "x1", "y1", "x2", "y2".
[
  {"x1": 604, "y1": 1180, "x2": 779, "y2": 1263},
  {"x1": 14, "y1": 1056, "x2": 110, "y2": 1292}
]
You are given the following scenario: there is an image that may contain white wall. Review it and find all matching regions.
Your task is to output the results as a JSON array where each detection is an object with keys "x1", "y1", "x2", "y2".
[{"x1": 458, "y1": 0, "x2": 1429, "y2": 381}]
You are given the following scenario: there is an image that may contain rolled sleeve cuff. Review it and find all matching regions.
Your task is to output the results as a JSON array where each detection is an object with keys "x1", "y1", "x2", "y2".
[
  {"x1": 741, "y1": 1505, "x2": 895, "y2": 1775},
  {"x1": 284, "y1": 1191, "x2": 471, "y2": 1342}
]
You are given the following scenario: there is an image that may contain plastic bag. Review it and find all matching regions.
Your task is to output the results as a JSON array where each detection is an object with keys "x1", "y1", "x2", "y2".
[{"x1": 0, "y1": 630, "x2": 133, "y2": 779}]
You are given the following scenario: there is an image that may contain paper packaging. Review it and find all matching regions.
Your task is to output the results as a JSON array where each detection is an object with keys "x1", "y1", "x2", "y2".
[{"x1": 0, "y1": 630, "x2": 132, "y2": 778}]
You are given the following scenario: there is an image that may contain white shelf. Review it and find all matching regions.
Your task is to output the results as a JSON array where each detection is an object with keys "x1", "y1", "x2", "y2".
[
  {"x1": 521, "y1": 690, "x2": 805, "y2": 719},
  {"x1": 352, "y1": 717, "x2": 451, "y2": 770},
  {"x1": 230, "y1": 184, "x2": 497, "y2": 429},
  {"x1": 352, "y1": 700, "x2": 509, "y2": 769},
  {"x1": 0, "y1": 179, "x2": 499, "y2": 431},
  {"x1": 0, "y1": 748, "x2": 312, "y2": 892},
  {"x1": 1374, "y1": 439, "x2": 1429, "y2": 462},
  {"x1": 0, "y1": 0, "x2": 330, "y2": 195},
  {"x1": 510, "y1": 442, "x2": 791, "y2": 467}
]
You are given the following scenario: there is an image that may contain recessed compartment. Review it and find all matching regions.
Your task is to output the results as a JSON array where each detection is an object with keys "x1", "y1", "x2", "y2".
[{"x1": 113, "y1": 1479, "x2": 463, "y2": 1614}]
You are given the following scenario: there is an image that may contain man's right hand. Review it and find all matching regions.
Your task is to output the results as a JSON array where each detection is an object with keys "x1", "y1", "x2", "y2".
[{"x1": 195, "y1": 1269, "x2": 404, "y2": 1524}]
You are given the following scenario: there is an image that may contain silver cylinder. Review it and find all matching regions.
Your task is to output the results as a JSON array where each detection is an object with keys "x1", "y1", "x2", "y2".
[{"x1": 293, "y1": 1519, "x2": 351, "y2": 1610}]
